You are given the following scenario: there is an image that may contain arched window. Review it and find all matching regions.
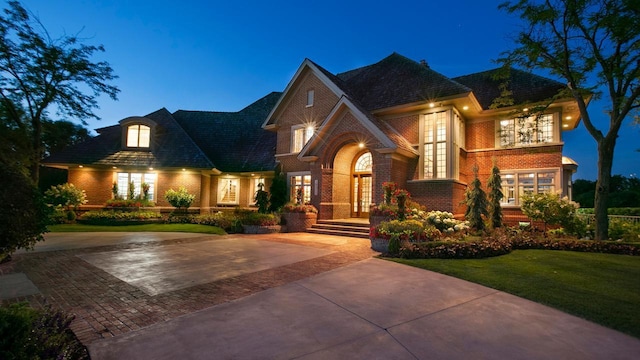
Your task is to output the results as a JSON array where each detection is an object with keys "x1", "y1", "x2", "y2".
[
  {"x1": 354, "y1": 152, "x2": 372, "y2": 172},
  {"x1": 127, "y1": 125, "x2": 151, "y2": 148}
]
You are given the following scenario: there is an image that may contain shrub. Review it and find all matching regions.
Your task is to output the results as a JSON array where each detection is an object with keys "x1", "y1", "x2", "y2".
[
  {"x1": 44, "y1": 183, "x2": 87, "y2": 211},
  {"x1": 268, "y1": 170, "x2": 288, "y2": 212},
  {"x1": 239, "y1": 212, "x2": 279, "y2": 226},
  {"x1": 608, "y1": 218, "x2": 640, "y2": 242},
  {"x1": 424, "y1": 211, "x2": 470, "y2": 234},
  {"x1": 164, "y1": 187, "x2": 195, "y2": 211},
  {"x1": 577, "y1": 208, "x2": 640, "y2": 216},
  {"x1": 0, "y1": 303, "x2": 88, "y2": 359},
  {"x1": 0, "y1": 164, "x2": 50, "y2": 258},
  {"x1": 105, "y1": 198, "x2": 154, "y2": 208},
  {"x1": 374, "y1": 220, "x2": 440, "y2": 242},
  {"x1": 79, "y1": 210, "x2": 161, "y2": 225},
  {"x1": 464, "y1": 165, "x2": 489, "y2": 231},
  {"x1": 398, "y1": 238, "x2": 513, "y2": 259},
  {"x1": 521, "y1": 192, "x2": 579, "y2": 231},
  {"x1": 254, "y1": 183, "x2": 269, "y2": 214},
  {"x1": 282, "y1": 203, "x2": 318, "y2": 213}
]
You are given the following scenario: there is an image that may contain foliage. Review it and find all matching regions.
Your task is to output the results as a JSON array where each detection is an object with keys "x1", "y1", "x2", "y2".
[
  {"x1": 423, "y1": 211, "x2": 470, "y2": 234},
  {"x1": 382, "y1": 181, "x2": 398, "y2": 205},
  {"x1": 104, "y1": 198, "x2": 154, "y2": 208},
  {"x1": 49, "y1": 223, "x2": 226, "y2": 235},
  {"x1": 577, "y1": 207, "x2": 640, "y2": 216},
  {"x1": 573, "y1": 175, "x2": 640, "y2": 209},
  {"x1": 164, "y1": 187, "x2": 195, "y2": 211},
  {"x1": 0, "y1": 163, "x2": 50, "y2": 258},
  {"x1": 487, "y1": 163, "x2": 503, "y2": 228},
  {"x1": 0, "y1": 303, "x2": 89, "y2": 359},
  {"x1": 41, "y1": 119, "x2": 92, "y2": 157},
  {"x1": 44, "y1": 183, "x2": 87, "y2": 211},
  {"x1": 608, "y1": 218, "x2": 640, "y2": 242},
  {"x1": 399, "y1": 238, "x2": 513, "y2": 259},
  {"x1": 520, "y1": 192, "x2": 580, "y2": 233},
  {"x1": 0, "y1": 1, "x2": 119, "y2": 183},
  {"x1": 370, "y1": 203, "x2": 401, "y2": 218},
  {"x1": 282, "y1": 203, "x2": 318, "y2": 213},
  {"x1": 268, "y1": 168, "x2": 288, "y2": 212},
  {"x1": 254, "y1": 182, "x2": 270, "y2": 213},
  {"x1": 463, "y1": 165, "x2": 488, "y2": 231},
  {"x1": 497, "y1": 0, "x2": 640, "y2": 240},
  {"x1": 238, "y1": 212, "x2": 279, "y2": 226},
  {"x1": 79, "y1": 210, "x2": 161, "y2": 225},
  {"x1": 186, "y1": 212, "x2": 240, "y2": 233},
  {"x1": 394, "y1": 189, "x2": 410, "y2": 221}
]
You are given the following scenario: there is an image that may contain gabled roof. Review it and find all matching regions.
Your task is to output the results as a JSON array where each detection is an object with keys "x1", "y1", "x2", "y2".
[
  {"x1": 336, "y1": 53, "x2": 472, "y2": 111},
  {"x1": 453, "y1": 68, "x2": 567, "y2": 110},
  {"x1": 173, "y1": 92, "x2": 281, "y2": 172},
  {"x1": 44, "y1": 108, "x2": 215, "y2": 169}
]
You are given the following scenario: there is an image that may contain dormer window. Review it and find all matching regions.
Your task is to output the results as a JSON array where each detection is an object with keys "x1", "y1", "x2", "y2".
[{"x1": 127, "y1": 124, "x2": 150, "y2": 148}]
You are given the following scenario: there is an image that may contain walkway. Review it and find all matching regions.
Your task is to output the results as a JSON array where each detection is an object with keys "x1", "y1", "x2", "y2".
[{"x1": 1, "y1": 231, "x2": 639, "y2": 359}]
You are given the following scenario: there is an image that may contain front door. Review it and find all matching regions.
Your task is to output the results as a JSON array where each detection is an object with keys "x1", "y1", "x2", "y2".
[{"x1": 351, "y1": 151, "x2": 372, "y2": 218}]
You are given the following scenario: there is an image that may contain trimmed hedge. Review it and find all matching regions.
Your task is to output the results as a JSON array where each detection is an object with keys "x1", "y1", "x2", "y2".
[
  {"x1": 392, "y1": 228, "x2": 640, "y2": 259},
  {"x1": 79, "y1": 210, "x2": 162, "y2": 225}
]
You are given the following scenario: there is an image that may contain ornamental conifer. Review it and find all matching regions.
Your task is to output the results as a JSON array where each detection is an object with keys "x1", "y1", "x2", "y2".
[
  {"x1": 464, "y1": 165, "x2": 489, "y2": 231},
  {"x1": 487, "y1": 163, "x2": 504, "y2": 228}
]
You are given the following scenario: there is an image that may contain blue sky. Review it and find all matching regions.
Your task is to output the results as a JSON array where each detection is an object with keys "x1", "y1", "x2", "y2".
[{"x1": 20, "y1": 0, "x2": 639, "y2": 180}]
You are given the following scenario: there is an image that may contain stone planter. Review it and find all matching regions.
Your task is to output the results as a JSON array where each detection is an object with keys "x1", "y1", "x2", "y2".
[
  {"x1": 241, "y1": 225, "x2": 281, "y2": 234},
  {"x1": 369, "y1": 215, "x2": 391, "y2": 228},
  {"x1": 282, "y1": 212, "x2": 317, "y2": 232},
  {"x1": 370, "y1": 237, "x2": 390, "y2": 252}
]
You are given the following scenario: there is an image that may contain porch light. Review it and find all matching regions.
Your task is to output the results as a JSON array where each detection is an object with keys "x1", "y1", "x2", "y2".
[
  {"x1": 462, "y1": 105, "x2": 469, "y2": 111},
  {"x1": 563, "y1": 124, "x2": 569, "y2": 128},
  {"x1": 429, "y1": 102, "x2": 435, "y2": 108},
  {"x1": 358, "y1": 142, "x2": 365, "y2": 148}
]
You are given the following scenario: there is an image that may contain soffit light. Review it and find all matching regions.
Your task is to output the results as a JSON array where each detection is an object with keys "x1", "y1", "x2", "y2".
[{"x1": 462, "y1": 105, "x2": 469, "y2": 111}]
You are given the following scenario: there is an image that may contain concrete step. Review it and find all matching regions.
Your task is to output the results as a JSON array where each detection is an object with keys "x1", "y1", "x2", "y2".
[{"x1": 307, "y1": 220, "x2": 370, "y2": 239}]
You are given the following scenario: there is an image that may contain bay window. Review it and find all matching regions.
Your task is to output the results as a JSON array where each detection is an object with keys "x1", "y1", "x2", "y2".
[
  {"x1": 420, "y1": 109, "x2": 464, "y2": 179},
  {"x1": 501, "y1": 170, "x2": 557, "y2": 205}
]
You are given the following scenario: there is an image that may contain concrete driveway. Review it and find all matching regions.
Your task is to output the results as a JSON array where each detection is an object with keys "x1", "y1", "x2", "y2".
[{"x1": 2, "y1": 232, "x2": 639, "y2": 359}]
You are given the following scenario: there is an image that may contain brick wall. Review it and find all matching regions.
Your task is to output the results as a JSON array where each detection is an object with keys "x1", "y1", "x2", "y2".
[
  {"x1": 157, "y1": 171, "x2": 202, "y2": 207},
  {"x1": 68, "y1": 169, "x2": 113, "y2": 205}
]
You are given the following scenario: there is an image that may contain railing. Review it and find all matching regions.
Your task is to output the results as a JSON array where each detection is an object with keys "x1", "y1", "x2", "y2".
[{"x1": 577, "y1": 214, "x2": 640, "y2": 225}]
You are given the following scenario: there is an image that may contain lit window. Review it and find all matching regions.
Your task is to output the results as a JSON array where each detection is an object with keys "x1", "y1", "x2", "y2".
[
  {"x1": 501, "y1": 170, "x2": 556, "y2": 205},
  {"x1": 292, "y1": 125, "x2": 314, "y2": 153},
  {"x1": 424, "y1": 111, "x2": 447, "y2": 179},
  {"x1": 498, "y1": 114, "x2": 554, "y2": 147},
  {"x1": 306, "y1": 89, "x2": 314, "y2": 107},
  {"x1": 127, "y1": 125, "x2": 151, "y2": 148},
  {"x1": 116, "y1": 172, "x2": 156, "y2": 200},
  {"x1": 354, "y1": 152, "x2": 372, "y2": 172},
  {"x1": 218, "y1": 178, "x2": 239, "y2": 205},
  {"x1": 290, "y1": 174, "x2": 311, "y2": 204}
]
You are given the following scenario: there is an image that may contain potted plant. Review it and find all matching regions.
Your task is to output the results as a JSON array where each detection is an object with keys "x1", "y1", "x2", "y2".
[{"x1": 281, "y1": 203, "x2": 318, "y2": 232}]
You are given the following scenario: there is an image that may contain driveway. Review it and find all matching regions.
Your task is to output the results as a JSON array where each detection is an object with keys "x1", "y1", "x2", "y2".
[{"x1": 2, "y1": 232, "x2": 639, "y2": 359}]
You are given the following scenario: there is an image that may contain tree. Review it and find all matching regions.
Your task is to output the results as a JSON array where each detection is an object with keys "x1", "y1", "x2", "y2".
[
  {"x1": 0, "y1": 1, "x2": 118, "y2": 183},
  {"x1": 0, "y1": 163, "x2": 50, "y2": 260},
  {"x1": 498, "y1": 0, "x2": 640, "y2": 240},
  {"x1": 41, "y1": 119, "x2": 92, "y2": 157},
  {"x1": 268, "y1": 167, "x2": 288, "y2": 212},
  {"x1": 464, "y1": 165, "x2": 489, "y2": 231},
  {"x1": 487, "y1": 163, "x2": 504, "y2": 228}
]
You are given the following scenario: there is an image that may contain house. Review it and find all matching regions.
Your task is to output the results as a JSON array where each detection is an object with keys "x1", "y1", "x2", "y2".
[
  {"x1": 44, "y1": 53, "x2": 582, "y2": 220},
  {"x1": 44, "y1": 92, "x2": 282, "y2": 212}
]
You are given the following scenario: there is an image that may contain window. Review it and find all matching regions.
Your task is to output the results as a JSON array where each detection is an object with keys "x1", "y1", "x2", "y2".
[
  {"x1": 424, "y1": 111, "x2": 448, "y2": 179},
  {"x1": 290, "y1": 174, "x2": 311, "y2": 204},
  {"x1": 116, "y1": 172, "x2": 156, "y2": 200},
  {"x1": 249, "y1": 177, "x2": 265, "y2": 205},
  {"x1": 501, "y1": 171, "x2": 556, "y2": 205},
  {"x1": 218, "y1": 178, "x2": 239, "y2": 205},
  {"x1": 291, "y1": 124, "x2": 314, "y2": 153},
  {"x1": 127, "y1": 125, "x2": 150, "y2": 148},
  {"x1": 498, "y1": 114, "x2": 554, "y2": 147},
  {"x1": 354, "y1": 152, "x2": 372, "y2": 172},
  {"x1": 306, "y1": 89, "x2": 314, "y2": 107}
]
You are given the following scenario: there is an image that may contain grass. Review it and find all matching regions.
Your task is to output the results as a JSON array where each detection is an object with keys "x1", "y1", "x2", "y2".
[
  {"x1": 48, "y1": 223, "x2": 227, "y2": 235},
  {"x1": 391, "y1": 250, "x2": 640, "y2": 338}
]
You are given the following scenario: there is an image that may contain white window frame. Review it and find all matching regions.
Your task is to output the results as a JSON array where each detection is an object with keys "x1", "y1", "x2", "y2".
[
  {"x1": 126, "y1": 124, "x2": 151, "y2": 148},
  {"x1": 306, "y1": 89, "x2": 314, "y2": 107},
  {"x1": 116, "y1": 172, "x2": 157, "y2": 200},
  {"x1": 249, "y1": 177, "x2": 265, "y2": 205},
  {"x1": 500, "y1": 169, "x2": 558, "y2": 206},
  {"x1": 419, "y1": 109, "x2": 463, "y2": 180},
  {"x1": 218, "y1": 178, "x2": 240, "y2": 205},
  {"x1": 497, "y1": 113, "x2": 556, "y2": 148},
  {"x1": 288, "y1": 172, "x2": 311, "y2": 204},
  {"x1": 291, "y1": 124, "x2": 314, "y2": 153}
]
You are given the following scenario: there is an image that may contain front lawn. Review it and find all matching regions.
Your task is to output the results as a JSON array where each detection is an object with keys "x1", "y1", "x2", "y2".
[
  {"x1": 48, "y1": 223, "x2": 226, "y2": 235},
  {"x1": 391, "y1": 250, "x2": 640, "y2": 338}
]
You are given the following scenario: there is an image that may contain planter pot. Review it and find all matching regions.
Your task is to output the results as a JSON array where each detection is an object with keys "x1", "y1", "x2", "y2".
[
  {"x1": 370, "y1": 237, "x2": 390, "y2": 252},
  {"x1": 282, "y1": 212, "x2": 317, "y2": 233},
  {"x1": 242, "y1": 225, "x2": 281, "y2": 234},
  {"x1": 369, "y1": 215, "x2": 391, "y2": 228}
]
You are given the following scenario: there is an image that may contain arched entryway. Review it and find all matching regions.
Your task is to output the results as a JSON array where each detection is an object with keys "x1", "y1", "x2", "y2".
[{"x1": 351, "y1": 151, "x2": 372, "y2": 218}]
